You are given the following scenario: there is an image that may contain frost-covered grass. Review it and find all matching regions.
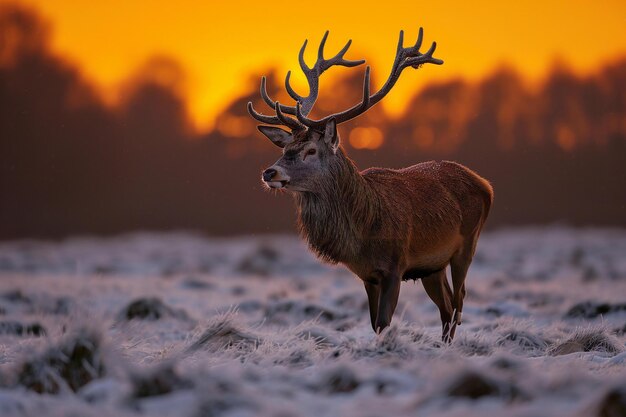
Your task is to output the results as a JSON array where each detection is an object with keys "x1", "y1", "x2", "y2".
[{"x1": 0, "y1": 227, "x2": 625, "y2": 416}]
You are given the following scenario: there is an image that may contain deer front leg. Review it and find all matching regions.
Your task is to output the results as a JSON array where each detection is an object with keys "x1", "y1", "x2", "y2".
[
  {"x1": 374, "y1": 272, "x2": 401, "y2": 334},
  {"x1": 363, "y1": 282, "x2": 380, "y2": 332}
]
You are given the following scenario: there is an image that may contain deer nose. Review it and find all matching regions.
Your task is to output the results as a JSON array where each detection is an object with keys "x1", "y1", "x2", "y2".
[{"x1": 262, "y1": 168, "x2": 277, "y2": 182}]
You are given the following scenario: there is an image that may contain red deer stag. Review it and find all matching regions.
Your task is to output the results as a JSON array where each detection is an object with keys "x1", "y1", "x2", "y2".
[{"x1": 247, "y1": 28, "x2": 493, "y2": 341}]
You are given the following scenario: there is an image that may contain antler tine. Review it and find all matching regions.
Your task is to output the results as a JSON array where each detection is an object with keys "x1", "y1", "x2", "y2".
[
  {"x1": 360, "y1": 66, "x2": 371, "y2": 110},
  {"x1": 248, "y1": 101, "x2": 285, "y2": 125},
  {"x1": 284, "y1": 71, "x2": 301, "y2": 103},
  {"x1": 317, "y1": 31, "x2": 329, "y2": 62},
  {"x1": 284, "y1": 38, "x2": 316, "y2": 116},
  {"x1": 275, "y1": 101, "x2": 304, "y2": 130},
  {"x1": 412, "y1": 27, "x2": 424, "y2": 53},
  {"x1": 299, "y1": 39, "x2": 310, "y2": 72},
  {"x1": 426, "y1": 41, "x2": 437, "y2": 56},
  {"x1": 295, "y1": 102, "x2": 311, "y2": 126},
  {"x1": 262, "y1": 75, "x2": 301, "y2": 116},
  {"x1": 282, "y1": 38, "x2": 312, "y2": 106},
  {"x1": 396, "y1": 30, "x2": 404, "y2": 53},
  {"x1": 260, "y1": 76, "x2": 298, "y2": 115},
  {"x1": 259, "y1": 77, "x2": 276, "y2": 108}
]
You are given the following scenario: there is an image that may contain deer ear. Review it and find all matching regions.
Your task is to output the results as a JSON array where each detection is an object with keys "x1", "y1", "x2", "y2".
[
  {"x1": 324, "y1": 118, "x2": 339, "y2": 153},
  {"x1": 257, "y1": 126, "x2": 293, "y2": 148}
]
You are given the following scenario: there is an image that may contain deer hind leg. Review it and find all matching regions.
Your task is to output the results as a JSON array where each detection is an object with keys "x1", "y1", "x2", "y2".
[
  {"x1": 450, "y1": 233, "x2": 480, "y2": 326},
  {"x1": 421, "y1": 269, "x2": 456, "y2": 342}
]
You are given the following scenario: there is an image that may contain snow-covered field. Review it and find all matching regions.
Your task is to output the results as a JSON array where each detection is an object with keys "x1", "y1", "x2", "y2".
[{"x1": 0, "y1": 227, "x2": 625, "y2": 417}]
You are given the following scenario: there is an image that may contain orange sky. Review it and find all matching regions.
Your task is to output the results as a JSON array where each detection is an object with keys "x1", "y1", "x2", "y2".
[{"x1": 17, "y1": 0, "x2": 626, "y2": 131}]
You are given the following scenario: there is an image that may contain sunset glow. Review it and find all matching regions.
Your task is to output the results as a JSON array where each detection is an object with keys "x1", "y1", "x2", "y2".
[
  {"x1": 16, "y1": 0, "x2": 626, "y2": 131},
  {"x1": 349, "y1": 127, "x2": 384, "y2": 149}
]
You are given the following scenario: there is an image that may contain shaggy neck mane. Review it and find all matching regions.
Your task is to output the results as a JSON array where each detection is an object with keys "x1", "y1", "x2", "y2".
[{"x1": 294, "y1": 149, "x2": 378, "y2": 264}]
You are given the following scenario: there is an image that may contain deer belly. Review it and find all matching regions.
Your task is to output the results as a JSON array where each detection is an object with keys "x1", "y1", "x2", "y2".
[
  {"x1": 402, "y1": 234, "x2": 461, "y2": 280},
  {"x1": 402, "y1": 266, "x2": 446, "y2": 281}
]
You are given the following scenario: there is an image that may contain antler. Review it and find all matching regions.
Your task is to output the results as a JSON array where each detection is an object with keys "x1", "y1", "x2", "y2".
[
  {"x1": 247, "y1": 31, "x2": 365, "y2": 130},
  {"x1": 247, "y1": 28, "x2": 443, "y2": 130},
  {"x1": 296, "y1": 27, "x2": 443, "y2": 128},
  {"x1": 286, "y1": 31, "x2": 366, "y2": 116}
]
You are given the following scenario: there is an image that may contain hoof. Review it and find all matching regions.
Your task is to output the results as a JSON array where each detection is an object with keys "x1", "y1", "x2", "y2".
[
  {"x1": 456, "y1": 312, "x2": 463, "y2": 325},
  {"x1": 374, "y1": 320, "x2": 389, "y2": 334}
]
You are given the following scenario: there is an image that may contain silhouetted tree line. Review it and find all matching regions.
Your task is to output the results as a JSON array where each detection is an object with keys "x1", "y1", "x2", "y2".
[{"x1": 1, "y1": 4, "x2": 624, "y2": 239}]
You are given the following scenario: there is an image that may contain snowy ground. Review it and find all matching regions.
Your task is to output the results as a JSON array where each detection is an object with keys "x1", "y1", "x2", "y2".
[{"x1": 0, "y1": 227, "x2": 625, "y2": 417}]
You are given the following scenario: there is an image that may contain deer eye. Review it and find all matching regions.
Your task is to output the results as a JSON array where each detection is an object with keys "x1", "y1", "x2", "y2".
[{"x1": 303, "y1": 148, "x2": 316, "y2": 160}]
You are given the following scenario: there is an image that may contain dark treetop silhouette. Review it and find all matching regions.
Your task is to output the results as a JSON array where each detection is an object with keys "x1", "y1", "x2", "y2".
[
  {"x1": 247, "y1": 28, "x2": 493, "y2": 341},
  {"x1": 1, "y1": 4, "x2": 625, "y2": 239}
]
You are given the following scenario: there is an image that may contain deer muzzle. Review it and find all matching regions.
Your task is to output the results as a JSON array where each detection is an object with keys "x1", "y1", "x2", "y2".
[{"x1": 262, "y1": 167, "x2": 290, "y2": 189}]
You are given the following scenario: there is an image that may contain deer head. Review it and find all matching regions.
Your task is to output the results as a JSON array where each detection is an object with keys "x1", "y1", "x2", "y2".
[{"x1": 248, "y1": 28, "x2": 443, "y2": 192}]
